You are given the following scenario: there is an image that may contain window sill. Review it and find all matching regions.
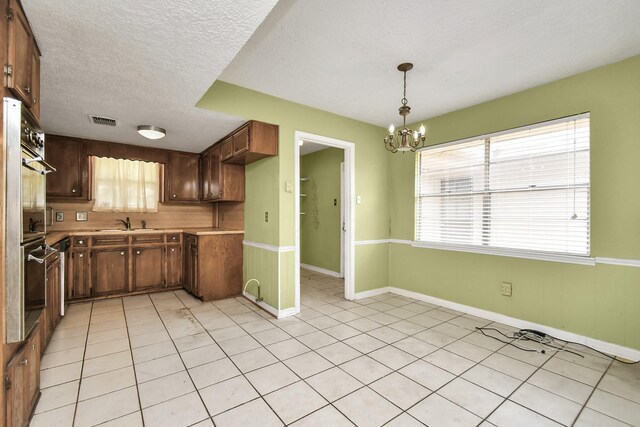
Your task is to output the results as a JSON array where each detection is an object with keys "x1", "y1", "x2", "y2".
[{"x1": 410, "y1": 241, "x2": 595, "y2": 266}]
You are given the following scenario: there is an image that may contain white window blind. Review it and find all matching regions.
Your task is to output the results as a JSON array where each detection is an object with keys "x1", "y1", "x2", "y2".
[
  {"x1": 92, "y1": 156, "x2": 160, "y2": 213},
  {"x1": 416, "y1": 114, "x2": 590, "y2": 257}
]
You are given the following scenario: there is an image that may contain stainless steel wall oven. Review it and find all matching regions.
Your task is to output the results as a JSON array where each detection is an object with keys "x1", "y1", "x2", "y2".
[{"x1": 4, "y1": 97, "x2": 56, "y2": 343}]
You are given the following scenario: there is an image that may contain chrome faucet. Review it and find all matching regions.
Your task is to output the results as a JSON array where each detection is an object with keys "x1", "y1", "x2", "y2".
[
  {"x1": 116, "y1": 217, "x2": 131, "y2": 230},
  {"x1": 141, "y1": 219, "x2": 147, "y2": 229}
]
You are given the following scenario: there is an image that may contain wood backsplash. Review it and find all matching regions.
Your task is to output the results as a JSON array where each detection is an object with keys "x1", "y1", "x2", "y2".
[{"x1": 47, "y1": 202, "x2": 218, "y2": 231}]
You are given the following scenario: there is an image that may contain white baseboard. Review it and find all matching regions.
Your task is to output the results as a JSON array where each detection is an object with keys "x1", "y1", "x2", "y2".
[
  {"x1": 353, "y1": 286, "x2": 640, "y2": 361},
  {"x1": 300, "y1": 263, "x2": 342, "y2": 278},
  {"x1": 352, "y1": 287, "x2": 391, "y2": 300},
  {"x1": 243, "y1": 292, "x2": 299, "y2": 319}
]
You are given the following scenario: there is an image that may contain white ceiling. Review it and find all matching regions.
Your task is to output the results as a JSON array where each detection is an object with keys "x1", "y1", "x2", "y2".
[
  {"x1": 300, "y1": 141, "x2": 330, "y2": 156},
  {"x1": 24, "y1": 1, "x2": 640, "y2": 153},
  {"x1": 23, "y1": 0, "x2": 279, "y2": 152},
  {"x1": 222, "y1": 0, "x2": 640, "y2": 127}
]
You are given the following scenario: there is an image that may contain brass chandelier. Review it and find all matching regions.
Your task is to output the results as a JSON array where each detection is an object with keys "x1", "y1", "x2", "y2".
[{"x1": 384, "y1": 63, "x2": 426, "y2": 153}]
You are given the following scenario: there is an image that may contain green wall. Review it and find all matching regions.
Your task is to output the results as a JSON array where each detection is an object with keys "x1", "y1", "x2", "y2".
[
  {"x1": 200, "y1": 55, "x2": 640, "y2": 350},
  {"x1": 389, "y1": 56, "x2": 640, "y2": 350},
  {"x1": 198, "y1": 81, "x2": 389, "y2": 309},
  {"x1": 300, "y1": 148, "x2": 344, "y2": 273}
]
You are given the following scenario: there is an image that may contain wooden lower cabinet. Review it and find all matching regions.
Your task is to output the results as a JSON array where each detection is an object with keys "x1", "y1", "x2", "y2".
[
  {"x1": 5, "y1": 322, "x2": 41, "y2": 427},
  {"x1": 42, "y1": 250, "x2": 62, "y2": 353},
  {"x1": 183, "y1": 233, "x2": 243, "y2": 301},
  {"x1": 166, "y1": 245, "x2": 182, "y2": 287},
  {"x1": 184, "y1": 236, "x2": 198, "y2": 296},
  {"x1": 132, "y1": 246, "x2": 164, "y2": 291},
  {"x1": 66, "y1": 233, "x2": 186, "y2": 301},
  {"x1": 69, "y1": 249, "x2": 90, "y2": 299},
  {"x1": 91, "y1": 247, "x2": 129, "y2": 296}
]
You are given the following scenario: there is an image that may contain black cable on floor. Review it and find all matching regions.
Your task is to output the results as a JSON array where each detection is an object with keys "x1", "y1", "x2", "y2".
[{"x1": 475, "y1": 327, "x2": 640, "y2": 365}]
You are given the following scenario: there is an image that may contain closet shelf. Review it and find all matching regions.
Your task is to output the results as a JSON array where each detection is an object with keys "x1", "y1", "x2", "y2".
[
  {"x1": 300, "y1": 193, "x2": 307, "y2": 197},
  {"x1": 300, "y1": 177, "x2": 311, "y2": 181}
]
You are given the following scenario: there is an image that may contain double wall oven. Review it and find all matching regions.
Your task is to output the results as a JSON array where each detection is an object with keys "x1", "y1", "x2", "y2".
[{"x1": 4, "y1": 97, "x2": 56, "y2": 343}]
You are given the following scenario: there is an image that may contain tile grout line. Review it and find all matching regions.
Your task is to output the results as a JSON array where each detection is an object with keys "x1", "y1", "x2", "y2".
[
  {"x1": 120, "y1": 295, "x2": 148, "y2": 427},
  {"x1": 569, "y1": 357, "x2": 614, "y2": 427},
  {"x1": 70, "y1": 301, "x2": 93, "y2": 427}
]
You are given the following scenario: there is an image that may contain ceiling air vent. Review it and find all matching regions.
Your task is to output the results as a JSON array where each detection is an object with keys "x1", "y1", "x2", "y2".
[{"x1": 88, "y1": 115, "x2": 117, "y2": 127}]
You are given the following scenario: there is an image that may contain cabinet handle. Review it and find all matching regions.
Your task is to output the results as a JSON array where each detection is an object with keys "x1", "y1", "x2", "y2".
[
  {"x1": 136, "y1": 250, "x2": 141, "y2": 255},
  {"x1": 172, "y1": 194, "x2": 176, "y2": 198},
  {"x1": 19, "y1": 359, "x2": 28, "y2": 366},
  {"x1": 172, "y1": 237, "x2": 176, "y2": 240},
  {"x1": 120, "y1": 251, "x2": 125, "y2": 255},
  {"x1": 31, "y1": 344, "x2": 35, "y2": 350},
  {"x1": 78, "y1": 240, "x2": 84, "y2": 244},
  {"x1": 170, "y1": 248, "x2": 175, "y2": 252},
  {"x1": 32, "y1": 98, "x2": 37, "y2": 105},
  {"x1": 71, "y1": 188, "x2": 77, "y2": 193},
  {"x1": 24, "y1": 86, "x2": 30, "y2": 94},
  {"x1": 78, "y1": 253, "x2": 84, "y2": 258}
]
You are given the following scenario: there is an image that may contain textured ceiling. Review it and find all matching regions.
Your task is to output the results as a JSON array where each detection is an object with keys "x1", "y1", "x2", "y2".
[
  {"x1": 23, "y1": 1, "x2": 640, "y2": 153},
  {"x1": 221, "y1": 0, "x2": 640, "y2": 127},
  {"x1": 23, "y1": 0, "x2": 279, "y2": 152}
]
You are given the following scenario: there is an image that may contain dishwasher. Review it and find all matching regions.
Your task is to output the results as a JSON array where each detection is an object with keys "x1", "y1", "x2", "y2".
[{"x1": 58, "y1": 237, "x2": 70, "y2": 316}]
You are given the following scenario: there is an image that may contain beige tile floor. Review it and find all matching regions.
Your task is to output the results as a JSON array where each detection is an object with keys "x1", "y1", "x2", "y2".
[{"x1": 30, "y1": 269, "x2": 640, "y2": 426}]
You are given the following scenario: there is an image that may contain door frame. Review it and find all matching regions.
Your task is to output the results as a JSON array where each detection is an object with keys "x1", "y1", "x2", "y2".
[{"x1": 294, "y1": 131, "x2": 355, "y2": 311}]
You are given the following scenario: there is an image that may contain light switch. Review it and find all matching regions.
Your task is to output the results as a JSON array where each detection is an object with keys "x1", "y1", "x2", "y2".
[
  {"x1": 356, "y1": 195, "x2": 361, "y2": 205},
  {"x1": 285, "y1": 180, "x2": 293, "y2": 193}
]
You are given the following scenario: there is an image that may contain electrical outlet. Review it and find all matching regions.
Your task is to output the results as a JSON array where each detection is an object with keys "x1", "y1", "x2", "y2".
[
  {"x1": 55, "y1": 212, "x2": 64, "y2": 222},
  {"x1": 356, "y1": 195, "x2": 361, "y2": 204},
  {"x1": 500, "y1": 282, "x2": 512, "y2": 296},
  {"x1": 334, "y1": 199, "x2": 337, "y2": 206},
  {"x1": 265, "y1": 212, "x2": 268, "y2": 222}
]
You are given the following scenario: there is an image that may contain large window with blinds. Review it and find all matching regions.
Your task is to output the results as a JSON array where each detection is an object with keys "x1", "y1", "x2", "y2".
[{"x1": 416, "y1": 114, "x2": 590, "y2": 257}]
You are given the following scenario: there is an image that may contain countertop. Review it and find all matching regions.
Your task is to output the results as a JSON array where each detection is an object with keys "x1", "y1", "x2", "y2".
[{"x1": 45, "y1": 228, "x2": 244, "y2": 245}]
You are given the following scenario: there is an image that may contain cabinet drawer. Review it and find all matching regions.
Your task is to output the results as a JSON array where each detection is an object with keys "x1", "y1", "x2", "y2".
[
  {"x1": 166, "y1": 234, "x2": 181, "y2": 243},
  {"x1": 131, "y1": 234, "x2": 163, "y2": 244},
  {"x1": 73, "y1": 237, "x2": 89, "y2": 247},
  {"x1": 92, "y1": 235, "x2": 129, "y2": 246}
]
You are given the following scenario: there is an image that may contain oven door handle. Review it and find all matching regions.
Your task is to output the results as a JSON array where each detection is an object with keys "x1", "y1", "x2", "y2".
[
  {"x1": 27, "y1": 247, "x2": 58, "y2": 264},
  {"x1": 21, "y1": 157, "x2": 56, "y2": 174}
]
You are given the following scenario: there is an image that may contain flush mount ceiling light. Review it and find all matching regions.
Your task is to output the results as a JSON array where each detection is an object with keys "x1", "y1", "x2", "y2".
[
  {"x1": 137, "y1": 125, "x2": 166, "y2": 140},
  {"x1": 384, "y1": 63, "x2": 426, "y2": 153}
]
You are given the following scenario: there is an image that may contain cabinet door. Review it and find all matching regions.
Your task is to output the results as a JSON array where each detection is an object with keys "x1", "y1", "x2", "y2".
[
  {"x1": 29, "y1": 44, "x2": 41, "y2": 122},
  {"x1": 209, "y1": 145, "x2": 221, "y2": 200},
  {"x1": 200, "y1": 150, "x2": 212, "y2": 200},
  {"x1": 6, "y1": 0, "x2": 33, "y2": 106},
  {"x1": 25, "y1": 329, "x2": 41, "y2": 412},
  {"x1": 92, "y1": 248, "x2": 128, "y2": 296},
  {"x1": 167, "y1": 152, "x2": 199, "y2": 202},
  {"x1": 189, "y1": 244, "x2": 199, "y2": 296},
  {"x1": 166, "y1": 245, "x2": 182, "y2": 286},
  {"x1": 69, "y1": 250, "x2": 90, "y2": 299},
  {"x1": 45, "y1": 256, "x2": 61, "y2": 349},
  {"x1": 232, "y1": 126, "x2": 249, "y2": 155},
  {"x1": 46, "y1": 136, "x2": 86, "y2": 198},
  {"x1": 221, "y1": 137, "x2": 233, "y2": 161},
  {"x1": 5, "y1": 348, "x2": 27, "y2": 427},
  {"x1": 132, "y1": 246, "x2": 164, "y2": 291}
]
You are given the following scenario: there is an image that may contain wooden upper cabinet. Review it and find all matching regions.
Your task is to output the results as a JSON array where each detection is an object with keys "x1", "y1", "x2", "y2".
[
  {"x1": 200, "y1": 144, "x2": 243, "y2": 202},
  {"x1": 220, "y1": 137, "x2": 233, "y2": 161},
  {"x1": 29, "y1": 43, "x2": 41, "y2": 121},
  {"x1": 166, "y1": 152, "x2": 200, "y2": 202},
  {"x1": 46, "y1": 135, "x2": 87, "y2": 199},
  {"x1": 6, "y1": 0, "x2": 32, "y2": 106},
  {"x1": 6, "y1": 0, "x2": 41, "y2": 122},
  {"x1": 223, "y1": 121, "x2": 278, "y2": 165}
]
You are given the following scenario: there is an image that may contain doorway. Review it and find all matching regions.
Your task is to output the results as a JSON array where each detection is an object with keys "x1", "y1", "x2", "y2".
[{"x1": 294, "y1": 132, "x2": 355, "y2": 312}]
